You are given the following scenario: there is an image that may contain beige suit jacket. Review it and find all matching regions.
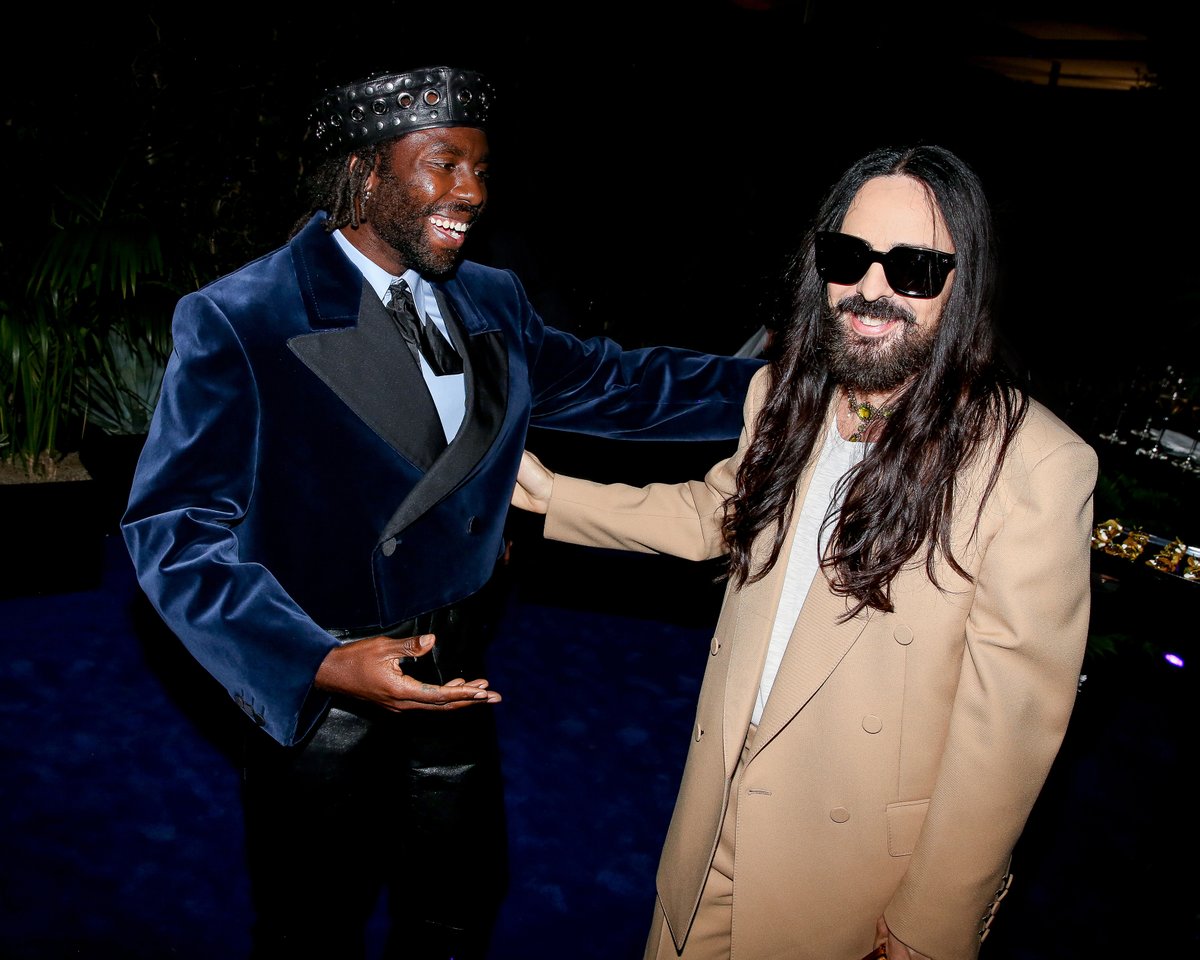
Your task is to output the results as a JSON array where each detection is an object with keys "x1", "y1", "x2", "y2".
[{"x1": 544, "y1": 367, "x2": 1097, "y2": 960}]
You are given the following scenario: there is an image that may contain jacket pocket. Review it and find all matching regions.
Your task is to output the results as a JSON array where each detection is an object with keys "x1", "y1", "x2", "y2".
[{"x1": 886, "y1": 798, "x2": 930, "y2": 857}]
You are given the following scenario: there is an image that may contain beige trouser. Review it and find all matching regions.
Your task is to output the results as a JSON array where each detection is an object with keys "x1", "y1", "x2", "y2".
[{"x1": 644, "y1": 725, "x2": 756, "y2": 960}]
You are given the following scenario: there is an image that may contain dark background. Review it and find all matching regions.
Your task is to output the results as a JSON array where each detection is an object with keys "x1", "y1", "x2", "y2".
[{"x1": 6, "y1": 0, "x2": 1195, "y2": 404}]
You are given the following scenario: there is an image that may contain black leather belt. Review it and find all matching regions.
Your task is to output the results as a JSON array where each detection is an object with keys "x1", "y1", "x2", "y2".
[{"x1": 324, "y1": 594, "x2": 489, "y2": 686}]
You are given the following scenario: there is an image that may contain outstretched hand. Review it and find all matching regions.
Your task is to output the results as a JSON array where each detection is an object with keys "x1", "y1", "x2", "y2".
[
  {"x1": 315, "y1": 633, "x2": 501, "y2": 711},
  {"x1": 510, "y1": 450, "x2": 554, "y2": 514}
]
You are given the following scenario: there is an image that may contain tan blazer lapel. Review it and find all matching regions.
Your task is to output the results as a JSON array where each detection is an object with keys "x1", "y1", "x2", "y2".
[
  {"x1": 719, "y1": 401, "x2": 848, "y2": 766},
  {"x1": 719, "y1": 499, "x2": 805, "y2": 769},
  {"x1": 720, "y1": 573, "x2": 776, "y2": 771},
  {"x1": 752, "y1": 579, "x2": 870, "y2": 757},
  {"x1": 734, "y1": 400, "x2": 872, "y2": 758}
]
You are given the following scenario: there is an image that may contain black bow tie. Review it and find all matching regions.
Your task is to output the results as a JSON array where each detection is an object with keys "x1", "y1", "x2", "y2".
[{"x1": 386, "y1": 279, "x2": 463, "y2": 376}]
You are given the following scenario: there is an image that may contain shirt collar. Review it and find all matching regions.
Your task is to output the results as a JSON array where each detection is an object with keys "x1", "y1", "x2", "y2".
[{"x1": 332, "y1": 228, "x2": 423, "y2": 304}]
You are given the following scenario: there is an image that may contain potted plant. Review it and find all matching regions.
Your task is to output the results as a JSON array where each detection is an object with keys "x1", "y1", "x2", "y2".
[
  {"x1": 0, "y1": 297, "x2": 90, "y2": 480},
  {"x1": 0, "y1": 296, "x2": 105, "y2": 596},
  {"x1": 73, "y1": 320, "x2": 173, "y2": 531},
  {"x1": 0, "y1": 167, "x2": 186, "y2": 595},
  {"x1": 26, "y1": 169, "x2": 189, "y2": 535}
]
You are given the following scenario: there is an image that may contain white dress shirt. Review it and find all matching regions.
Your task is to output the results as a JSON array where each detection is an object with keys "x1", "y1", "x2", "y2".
[{"x1": 333, "y1": 229, "x2": 466, "y2": 442}]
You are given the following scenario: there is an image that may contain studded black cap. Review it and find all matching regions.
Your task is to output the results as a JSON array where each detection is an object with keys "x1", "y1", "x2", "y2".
[{"x1": 307, "y1": 66, "x2": 496, "y2": 155}]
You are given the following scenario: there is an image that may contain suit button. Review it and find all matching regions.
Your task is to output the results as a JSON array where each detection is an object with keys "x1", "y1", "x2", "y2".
[
  {"x1": 710, "y1": 637, "x2": 721, "y2": 656},
  {"x1": 467, "y1": 516, "x2": 480, "y2": 533},
  {"x1": 893, "y1": 624, "x2": 914, "y2": 645},
  {"x1": 382, "y1": 537, "x2": 398, "y2": 557},
  {"x1": 694, "y1": 722, "x2": 704, "y2": 742},
  {"x1": 830, "y1": 807, "x2": 851, "y2": 823},
  {"x1": 862, "y1": 715, "x2": 883, "y2": 734}
]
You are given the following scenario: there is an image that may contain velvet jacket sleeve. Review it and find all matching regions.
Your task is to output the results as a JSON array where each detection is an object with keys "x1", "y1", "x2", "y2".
[
  {"x1": 122, "y1": 292, "x2": 338, "y2": 745},
  {"x1": 542, "y1": 366, "x2": 767, "y2": 551},
  {"x1": 524, "y1": 298, "x2": 762, "y2": 441}
]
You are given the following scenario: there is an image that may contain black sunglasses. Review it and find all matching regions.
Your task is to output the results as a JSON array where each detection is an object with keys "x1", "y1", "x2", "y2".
[{"x1": 814, "y1": 231, "x2": 956, "y2": 299}]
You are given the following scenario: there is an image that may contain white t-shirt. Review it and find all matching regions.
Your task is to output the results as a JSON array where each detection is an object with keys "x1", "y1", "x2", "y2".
[{"x1": 753, "y1": 423, "x2": 867, "y2": 725}]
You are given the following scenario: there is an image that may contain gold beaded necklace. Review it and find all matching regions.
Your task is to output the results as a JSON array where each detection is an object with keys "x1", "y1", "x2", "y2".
[{"x1": 845, "y1": 387, "x2": 894, "y2": 443}]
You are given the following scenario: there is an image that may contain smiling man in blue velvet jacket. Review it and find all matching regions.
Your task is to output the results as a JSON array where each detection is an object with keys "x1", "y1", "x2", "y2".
[{"x1": 120, "y1": 65, "x2": 760, "y2": 959}]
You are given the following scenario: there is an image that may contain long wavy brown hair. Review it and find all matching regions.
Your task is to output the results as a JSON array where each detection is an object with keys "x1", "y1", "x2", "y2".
[{"x1": 723, "y1": 145, "x2": 1028, "y2": 617}]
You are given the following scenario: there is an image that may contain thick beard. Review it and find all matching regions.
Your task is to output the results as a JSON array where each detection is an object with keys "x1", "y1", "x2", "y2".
[
  {"x1": 821, "y1": 293, "x2": 936, "y2": 393},
  {"x1": 367, "y1": 162, "x2": 483, "y2": 279}
]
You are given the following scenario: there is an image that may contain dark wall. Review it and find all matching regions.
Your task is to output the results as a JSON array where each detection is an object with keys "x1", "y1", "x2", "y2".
[{"x1": 5, "y1": 0, "x2": 1191, "y2": 432}]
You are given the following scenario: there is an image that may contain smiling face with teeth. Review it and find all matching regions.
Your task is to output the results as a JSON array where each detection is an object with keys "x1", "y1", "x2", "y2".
[
  {"x1": 821, "y1": 175, "x2": 956, "y2": 396},
  {"x1": 357, "y1": 126, "x2": 490, "y2": 278}
]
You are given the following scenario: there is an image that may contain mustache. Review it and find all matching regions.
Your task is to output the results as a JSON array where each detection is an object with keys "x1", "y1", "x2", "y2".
[
  {"x1": 832, "y1": 293, "x2": 916, "y2": 326},
  {"x1": 433, "y1": 201, "x2": 484, "y2": 220}
]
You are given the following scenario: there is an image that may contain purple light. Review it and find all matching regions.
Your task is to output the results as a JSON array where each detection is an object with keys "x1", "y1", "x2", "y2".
[{"x1": 1163, "y1": 653, "x2": 1184, "y2": 668}]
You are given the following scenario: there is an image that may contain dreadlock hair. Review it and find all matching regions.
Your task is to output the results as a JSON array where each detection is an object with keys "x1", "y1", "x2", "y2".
[
  {"x1": 722, "y1": 144, "x2": 1028, "y2": 618},
  {"x1": 289, "y1": 144, "x2": 387, "y2": 239}
]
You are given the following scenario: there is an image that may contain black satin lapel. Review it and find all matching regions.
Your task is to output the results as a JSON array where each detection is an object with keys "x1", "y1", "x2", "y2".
[
  {"x1": 378, "y1": 290, "x2": 509, "y2": 542},
  {"x1": 288, "y1": 282, "x2": 446, "y2": 470},
  {"x1": 437, "y1": 287, "x2": 507, "y2": 470}
]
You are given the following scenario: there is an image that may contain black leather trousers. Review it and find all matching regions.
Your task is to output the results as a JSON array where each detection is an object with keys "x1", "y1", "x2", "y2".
[{"x1": 240, "y1": 592, "x2": 509, "y2": 960}]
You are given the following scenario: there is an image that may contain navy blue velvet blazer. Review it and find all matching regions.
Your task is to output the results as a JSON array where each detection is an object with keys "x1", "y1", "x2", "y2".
[{"x1": 123, "y1": 212, "x2": 760, "y2": 745}]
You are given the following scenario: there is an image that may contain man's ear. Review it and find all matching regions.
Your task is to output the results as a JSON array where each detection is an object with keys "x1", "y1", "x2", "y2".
[
  {"x1": 348, "y1": 153, "x2": 377, "y2": 223},
  {"x1": 354, "y1": 150, "x2": 385, "y2": 194}
]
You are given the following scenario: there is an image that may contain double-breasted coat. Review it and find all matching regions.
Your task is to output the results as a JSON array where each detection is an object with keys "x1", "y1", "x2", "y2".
[
  {"x1": 543, "y1": 366, "x2": 1097, "y2": 959},
  {"x1": 122, "y1": 212, "x2": 759, "y2": 747}
]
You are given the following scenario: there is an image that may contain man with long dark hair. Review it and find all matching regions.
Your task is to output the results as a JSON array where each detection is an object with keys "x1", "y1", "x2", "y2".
[
  {"x1": 121, "y1": 65, "x2": 759, "y2": 959},
  {"x1": 513, "y1": 144, "x2": 1097, "y2": 959}
]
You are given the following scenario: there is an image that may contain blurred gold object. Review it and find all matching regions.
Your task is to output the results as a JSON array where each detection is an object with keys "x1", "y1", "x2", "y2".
[
  {"x1": 1091, "y1": 518, "x2": 1123, "y2": 549},
  {"x1": 1146, "y1": 538, "x2": 1187, "y2": 574},
  {"x1": 1116, "y1": 530, "x2": 1150, "y2": 560},
  {"x1": 1091, "y1": 519, "x2": 1150, "y2": 561}
]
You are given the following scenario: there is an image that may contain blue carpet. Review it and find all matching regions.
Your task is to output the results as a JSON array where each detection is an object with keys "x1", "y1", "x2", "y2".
[{"x1": 1, "y1": 530, "x2": 1196, "y2": 958}]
